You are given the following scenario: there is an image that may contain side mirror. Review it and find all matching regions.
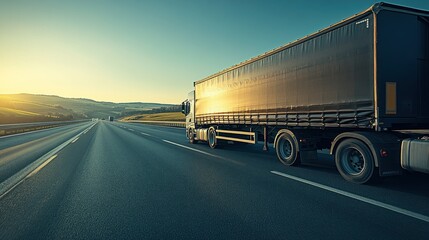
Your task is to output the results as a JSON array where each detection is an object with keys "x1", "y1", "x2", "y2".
[
  {"x1": 181, "y1": 101, "x2": 191, "y2": 115},
  {"x1": 186, "y1": 102, "x2": 190, "y2": 115},
  {"x1": 181, "y1": 101, "x2": 186, "y2": 114}
]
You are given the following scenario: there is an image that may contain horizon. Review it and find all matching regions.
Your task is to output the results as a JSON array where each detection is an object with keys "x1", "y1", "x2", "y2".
[
  {"x1": 1, "y1": 0, "x2": 429, "y2": 103},
  {"x1": 0, "y1": 92, "x2": 178, "y2": 105},
  {"x1": 0, "y1": 92, "x2": 179, "y2": 124}
]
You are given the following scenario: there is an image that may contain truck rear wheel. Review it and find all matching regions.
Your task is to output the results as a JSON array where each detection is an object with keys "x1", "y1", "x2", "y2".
[
  {"x1": 335, "y1": 139, "x2": 375, "y2": 184},
  {"x1": 275, "y1": 132, "x2": 300, "y2": 166},
  {"x1": 208, "y1": 127, "x2": 217, "y2": 149}
]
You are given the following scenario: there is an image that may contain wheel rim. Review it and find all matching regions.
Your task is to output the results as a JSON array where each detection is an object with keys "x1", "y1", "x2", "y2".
[
  {"x1": 340, "y1": 147, "x2": 365, "y2": 175},
  {"x1": 188, "y1": 129, "x2": 193, "y2": 140},
  {"x1": 208, "y1": 129, "x2": 215, "y2": 147},
  {"x1": 279, "y1": 138, "x2": 293, "y2": 160}
]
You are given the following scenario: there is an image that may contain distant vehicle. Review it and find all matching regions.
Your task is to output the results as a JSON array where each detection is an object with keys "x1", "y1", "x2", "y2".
[
  {"x1": 108, "y1": 116, "x2": 114, "y2": 121},
  {"x1": 182, "y1": 3, "x2": 429, "y2": 184}
]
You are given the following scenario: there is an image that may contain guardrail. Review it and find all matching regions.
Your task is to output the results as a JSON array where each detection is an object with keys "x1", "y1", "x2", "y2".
[
  {"x1": 0, "y1": 119, "x2": 91, "y2": 137},
  {"x1": 125, "y1": 120, "x2": 186, "y2": 128}
]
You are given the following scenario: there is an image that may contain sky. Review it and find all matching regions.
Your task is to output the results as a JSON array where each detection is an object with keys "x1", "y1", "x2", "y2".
[{"x1": 1, "y1": 0, "x2": 428, "y2": 104}]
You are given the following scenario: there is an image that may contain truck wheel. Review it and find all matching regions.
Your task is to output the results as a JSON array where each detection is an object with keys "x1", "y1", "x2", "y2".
[
  {"x1": 187, "y1": 128, "x2": 196, "y2": 144},
  {"x1": 335, "y1": 139, "x2": 375, "y2": 184},
  {"x1": 275, "y1": 132, "x2": 300, "y2": 166},
  {"x1": 208, "y1": 127, "x2": 217, "y2": 149}
]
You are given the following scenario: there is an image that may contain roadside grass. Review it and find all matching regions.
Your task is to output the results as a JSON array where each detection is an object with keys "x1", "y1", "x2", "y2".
[
  {"x1": 0, "y1": 107, "x2": 41, "y2": 116},
  {"x1": 121, "y1": 112, "x2": 184, "y2": 122}
]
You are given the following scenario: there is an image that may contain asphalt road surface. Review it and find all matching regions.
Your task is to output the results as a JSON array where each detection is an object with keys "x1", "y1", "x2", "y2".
[{"x1": 1, "y1": 121, "x2": 428, "y2": 239}]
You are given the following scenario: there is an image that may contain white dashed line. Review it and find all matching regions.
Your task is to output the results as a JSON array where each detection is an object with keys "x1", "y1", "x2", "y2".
[
  {"x1": 162, "y1": 140, "x2": 221, "y2": 158},
  {"x1": 162, "y1": 140, "x2": 244, "y2": 166},
  {"x1": 0, "y1": 122, "x2": 97, "y2": 199},
  {"x1": 27, "y1": 155, "x2": 58, "y2": 178}
]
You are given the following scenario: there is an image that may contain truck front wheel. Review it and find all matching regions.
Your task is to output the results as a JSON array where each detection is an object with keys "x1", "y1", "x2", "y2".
[
  {"x1": 275, "y1": 132, "x2": 300, "y2": 166},
  {"x1": 187, "y1": 128, "x2": 196, "y2": 144},
  {"x1": 335, "y1": 139, "x2": 375, "y2": 184}
]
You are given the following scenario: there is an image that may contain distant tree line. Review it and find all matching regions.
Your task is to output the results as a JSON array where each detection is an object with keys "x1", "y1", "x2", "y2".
[{"x1": 145, "y1": 105, "x2": 181, "y2": 113}]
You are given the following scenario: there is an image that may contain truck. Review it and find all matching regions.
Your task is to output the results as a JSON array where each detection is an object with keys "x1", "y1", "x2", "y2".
[
  {"x1": 108, "y1": 116, "x2": 114, "y2": 122},
  {"x1": 181, "y1": 2, "x2": 429, "y2": 184}
]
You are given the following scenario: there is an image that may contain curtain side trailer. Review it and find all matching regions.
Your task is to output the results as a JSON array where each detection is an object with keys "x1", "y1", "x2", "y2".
[{"x1": 182, "y1": 2, "x2": 429, "y2": 184}]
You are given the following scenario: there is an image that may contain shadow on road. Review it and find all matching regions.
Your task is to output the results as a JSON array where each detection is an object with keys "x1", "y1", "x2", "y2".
[{"x1": 197, "y1": 141, "x2": 429, "y2": 198}]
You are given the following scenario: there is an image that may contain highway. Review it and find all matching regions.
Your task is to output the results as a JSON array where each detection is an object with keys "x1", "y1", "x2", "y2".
[{"x1": 1, "y1": 120, "x2": 428, "y2": 239}]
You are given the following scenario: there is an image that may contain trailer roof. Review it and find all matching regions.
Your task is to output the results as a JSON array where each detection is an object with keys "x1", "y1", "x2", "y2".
[{"x1": 194, "y1": 2, "x2": 429, "y2": 85}]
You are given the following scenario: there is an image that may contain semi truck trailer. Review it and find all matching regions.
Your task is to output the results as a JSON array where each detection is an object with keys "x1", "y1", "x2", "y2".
[{"x1": 181, "y1": 2, "x2": 429, "y2": 184}]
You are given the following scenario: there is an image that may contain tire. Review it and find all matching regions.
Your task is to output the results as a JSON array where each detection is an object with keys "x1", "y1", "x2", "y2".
[
  {"x1": 275, "y1": 132, "x2": 300, "y2": 166},
  {"x1": 187, "y1": 128, "x2": 196, "y2": 144},
  {"x1": 208, "y1": 127, "x2": 217, "y2": 149},
  {"x1": 335, "y1": 139, "x2": 375, "y2": 184}
]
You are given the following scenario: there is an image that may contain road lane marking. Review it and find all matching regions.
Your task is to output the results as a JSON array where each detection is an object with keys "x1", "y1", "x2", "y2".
[
  {"x1": 162, "y1": 140, "x2": 220, "y2": 158},
  {"x1": 27, "y1": 155, "x2": 57, "y2": 178},
  {"x1": 140, "y1": 132, "x2": 151, "y2": 136},
  {"x1": 0, "y1": 155, "x2": 60, "y2": 199},
  {"x1": 0, "y1": 177, "x2": 25, "y2": 199},
  {"x1": 162, "y1": 140, "x2": 245, "y2": 166},
  {"x1": 71, "y1": 137, "x2": 79, "y2": 143},
  {"x1": 270, "y1": 171, "x2": 429, "y2": 223},
  {"x1": 82, "y1": 122, "x2": 96, "y2": 134},
  {"x1": 129, "y1": 129, "x2": 135, "y2": 132},
  {"x1": 0, "y1": 122, "x2": 97, "y2": 199}
]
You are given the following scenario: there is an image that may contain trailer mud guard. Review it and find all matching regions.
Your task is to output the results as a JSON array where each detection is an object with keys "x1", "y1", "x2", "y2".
[{"x1": 331, "y1": 132, "x2": 402, "y2": 177}]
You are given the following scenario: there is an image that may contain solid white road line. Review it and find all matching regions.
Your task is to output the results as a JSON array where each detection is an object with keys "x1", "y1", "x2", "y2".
[
  {"x1": 0, "y1": 122, "x2": 97, "y2": 199},
  {"x1": 71, "y1": 137, "x2": 79, "y2": 143},
  {"x1": 270, "y1": 171, "x2": 429, "y2": 223}
]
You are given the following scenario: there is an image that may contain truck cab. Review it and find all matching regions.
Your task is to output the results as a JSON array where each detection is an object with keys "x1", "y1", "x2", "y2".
[{"x1": 181, "y1": 91, "x2": 195, "y2": 142}]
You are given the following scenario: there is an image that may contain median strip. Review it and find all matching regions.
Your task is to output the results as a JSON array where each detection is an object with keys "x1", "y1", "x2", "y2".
[
  {"x1": 0, "y1": 120, "x2": 90, "y2": 137},
  {"x1": 270, "y1": 171, "x2": 429, "y2": 223}
]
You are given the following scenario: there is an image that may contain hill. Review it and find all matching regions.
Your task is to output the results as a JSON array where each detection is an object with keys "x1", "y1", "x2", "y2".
[
  {"x1": 0, "y1": 93, "x2": 177, "y2": 124},
  {"x1": 121, "y1": 112, "x2": 185, "y2": 122}
]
